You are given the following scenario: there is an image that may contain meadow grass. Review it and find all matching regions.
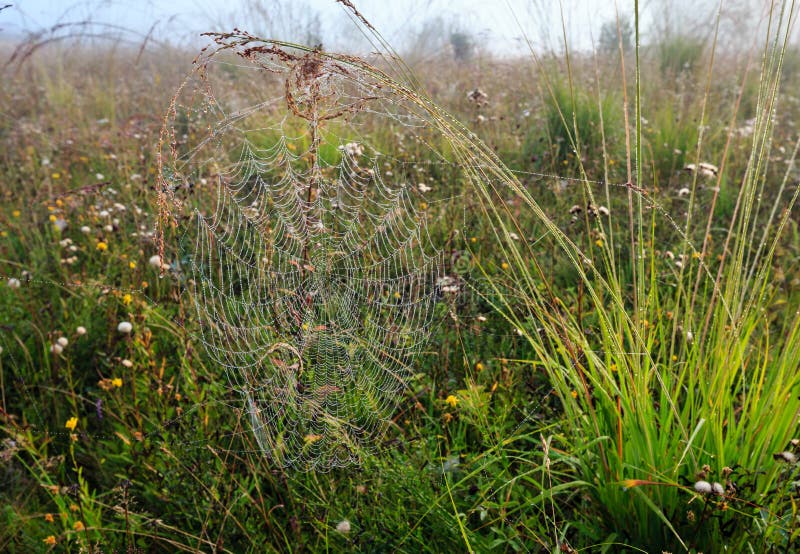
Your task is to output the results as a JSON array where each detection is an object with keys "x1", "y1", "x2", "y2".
[{"x1": 2, "y1": 2, "x2": 800, "y2": 552}]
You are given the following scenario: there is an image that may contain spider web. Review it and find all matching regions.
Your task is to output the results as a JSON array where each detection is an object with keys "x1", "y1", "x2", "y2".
[{"x1": 158, "y1": 39, "x2": 446, "y2": 469}]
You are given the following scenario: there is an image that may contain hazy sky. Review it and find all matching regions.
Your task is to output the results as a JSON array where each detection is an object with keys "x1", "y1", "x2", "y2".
[
  {"x1": 0, "y1": 1, "x2": 771, "y2": 54},
  {"x1": 1, "y1": 0, "x2": 645, "y2": 52}
]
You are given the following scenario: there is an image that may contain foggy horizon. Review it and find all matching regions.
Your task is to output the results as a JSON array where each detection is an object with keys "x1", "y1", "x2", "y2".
[{"x1": 0, "y1": 0, "x2": 776, "y2": 56}]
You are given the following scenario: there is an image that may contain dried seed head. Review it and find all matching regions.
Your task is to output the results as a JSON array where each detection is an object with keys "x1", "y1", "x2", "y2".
[
  {"x1": 774, "y1": 451, "x2": 797, "y2": 464},
  {"x1": 698, "y1": 162, "x2": 719, "y2": 176},
  {"x1": 466, "y1": 88, "x2": 488, "y2": 105},
  {"x1": 684, "y1": 162, "x2": 718, "y2": 178},
  {"x1": 342, "y1": 142, "x2": 364, "y2": 157}
]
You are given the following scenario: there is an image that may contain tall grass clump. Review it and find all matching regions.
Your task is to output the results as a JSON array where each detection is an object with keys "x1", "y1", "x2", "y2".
[
  {"x1": 471, "y1": 2, "x2": 800, "y2": 551},
  {"x1": 529, "y1": 77, "x2": 621, "y2": 171},
  {"x1": 657, "y1": 33, "x2": 706, "y2": 77}
]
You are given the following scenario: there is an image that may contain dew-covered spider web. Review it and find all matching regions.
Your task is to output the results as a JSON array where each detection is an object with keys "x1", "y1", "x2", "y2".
[{"x1": 157, "y1": 35, "x2": 453, "y2": 469}]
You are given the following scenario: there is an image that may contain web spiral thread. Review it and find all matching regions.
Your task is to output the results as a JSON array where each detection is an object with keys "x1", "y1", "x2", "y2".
[{"x1": 159, "y1": 38, "x2": 444, "y2": 469}]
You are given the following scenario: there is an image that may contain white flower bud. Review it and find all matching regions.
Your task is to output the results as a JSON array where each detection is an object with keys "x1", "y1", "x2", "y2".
[
  {"x1": 335, "y1": 520, "x2": 351, "y2": 534},
  {"x1": 694, "y1": 480, "x2": 713, "y2": 494}
]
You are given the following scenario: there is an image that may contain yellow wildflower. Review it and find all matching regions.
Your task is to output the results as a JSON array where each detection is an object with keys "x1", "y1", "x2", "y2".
[
  {"x1": 595, "y1": 239, "x2": 603, "y2": 248},
  {"x1": 73, "y1": 521, "x2": 85, "y2": 531},
  {"x1": 51, "y1": 172, "x2": 61, "y2": 180},
  {"x1": 12, "y1": 210, "x2": 20, "y2": 218},
  {"x1": 501, "y1": 262, "x2": 509, "y2": 270},
  {"x1": 65, "y1": 416, "x2": 78, "y2": 431},
  {"x1": 445, "y1": 394, "x2": 459, "y2": 408},
  {"x1": 96, "y1": 241, "x2": 108, "y2": 251},
  {"x1": 44, "y1": 513, "x2": 54, "y2": 523},
  {"x1": 129, "y1": 261, "x2": 136, "y2": 269},
  {"x1": 111, "y1": 377, "x2": 123, "y2": 388},
  {"x1": 43, "y1": 536, "x2": 56, "y2": 545},
  {"x1": 49, "y1": 214, "x2": 57, "y2": 223},
  {"x1": 122, "y1": 293, "x2": 132, "y2": 305},
  {"x1": 419, "y1": 202, "x2": 428, "y2": 210},
  {"x1": 470, "y1": 236, "x2": 477, "y2": 243},
  {"x1": 475, "y1": 362, "x2": 485, "y2": 371}
]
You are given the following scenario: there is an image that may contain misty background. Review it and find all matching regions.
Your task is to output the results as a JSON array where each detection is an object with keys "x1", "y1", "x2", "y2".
[{"x1": 0, "y1": 0, "x2": 781, "y2": 60}]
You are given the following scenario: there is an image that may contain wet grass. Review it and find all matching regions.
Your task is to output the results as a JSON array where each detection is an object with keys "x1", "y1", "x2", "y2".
[{"x1": 2, "y1": 3, "x2": 800, "y2": 552}]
